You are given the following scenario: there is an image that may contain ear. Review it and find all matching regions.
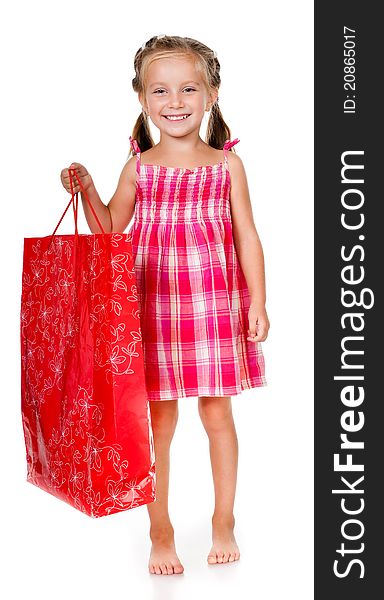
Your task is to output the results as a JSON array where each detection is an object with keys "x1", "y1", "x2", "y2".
[
  {"x1": 138, "y1": 93, "x2": 147, "y2": 113},
  {"x1": 206, "y1": 89, "x2": 219, "y2": 111}
]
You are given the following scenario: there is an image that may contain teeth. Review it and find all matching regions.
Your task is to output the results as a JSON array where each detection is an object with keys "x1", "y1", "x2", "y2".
[{"x1": 165, "y1": 115, "x2": 189, "y2": 120}]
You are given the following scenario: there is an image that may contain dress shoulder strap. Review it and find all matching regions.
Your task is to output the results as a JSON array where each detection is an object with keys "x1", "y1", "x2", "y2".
[
  {"x1": 223, "y1": 138, "x2": 240, "y2": 168},
  {"x1": 129, "y1": 136, "x2": 141, "y2": 177}
]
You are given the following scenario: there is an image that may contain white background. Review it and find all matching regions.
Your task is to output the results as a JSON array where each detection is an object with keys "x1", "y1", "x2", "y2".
[{"x1": 0, "y1": 1, "x2": 313, "y2": 598}]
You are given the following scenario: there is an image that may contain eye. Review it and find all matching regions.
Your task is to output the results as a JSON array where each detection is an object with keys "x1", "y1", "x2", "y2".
[{"x1": 153, "y1": 87, "x2": 196, "y2": 95}]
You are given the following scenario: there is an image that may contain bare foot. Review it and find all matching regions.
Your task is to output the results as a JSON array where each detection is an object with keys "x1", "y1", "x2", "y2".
[
  {"x1": 148, "y1": 525, "x2": 184, "y2": 575},
  {"x1": 207, "y1": 515, "x2": 240, "y2": 565}
]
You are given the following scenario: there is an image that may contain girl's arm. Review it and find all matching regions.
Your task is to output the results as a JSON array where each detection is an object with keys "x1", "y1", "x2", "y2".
[
  {"x1": 107, "y1": 157, "x2": 137, "y2": 232},
  {"x1": 79, "y1": 157, "x2": 137, "y2": 233},
  {"x1": 227, "y1": 152, "x2": 270, "y2": 341},
  {"x1": 228, "y1": 152, "x2": 266, "y2": 307}
]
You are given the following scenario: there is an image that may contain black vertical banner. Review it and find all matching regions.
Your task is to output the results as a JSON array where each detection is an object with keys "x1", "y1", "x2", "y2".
[{"x1": 315, "y1": 2, "x2": 382, "y2": 598}]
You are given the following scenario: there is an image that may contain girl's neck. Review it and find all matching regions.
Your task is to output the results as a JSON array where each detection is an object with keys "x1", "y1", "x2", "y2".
[{"x1": 157, "y1": 134, "x2": 205, "y2": 157}]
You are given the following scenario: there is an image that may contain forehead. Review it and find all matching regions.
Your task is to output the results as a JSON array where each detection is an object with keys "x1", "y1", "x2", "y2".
[{"x1": 145, "y1": 55, "x2": 204, "y2": 88}]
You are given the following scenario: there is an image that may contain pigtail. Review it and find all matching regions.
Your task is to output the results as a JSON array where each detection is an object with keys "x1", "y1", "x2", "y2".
[
  {"x1": 128, "y1": 111, "x2": 154, "y2": 160},
  {"x1": 206, "y1": 101, "x2": 234, "y2": 151}
]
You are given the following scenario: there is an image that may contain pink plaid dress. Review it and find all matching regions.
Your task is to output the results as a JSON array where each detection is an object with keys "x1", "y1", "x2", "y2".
[{"x1": 128, "y1": 136, "x2": 267, "y2": 401}]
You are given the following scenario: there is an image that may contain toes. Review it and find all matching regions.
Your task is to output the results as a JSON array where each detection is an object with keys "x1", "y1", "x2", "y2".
[
  {"x1": 207, "y1": 546, "x2": 239, "y2": 565},
  {"x1": 149, "y1": 557, "x2": 184, "y2": 575},
  {"x1": 173, "y1": 563, "x2": 184, "y2": 574}
]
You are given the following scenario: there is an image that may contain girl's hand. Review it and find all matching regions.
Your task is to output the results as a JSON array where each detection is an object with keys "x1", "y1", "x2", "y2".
[
  {"x1": 247, "y1": 303, "x2": 270, "y2": 343},
  {"x1": 60, "y1": 162, "x2": 93, "y2": 195}
]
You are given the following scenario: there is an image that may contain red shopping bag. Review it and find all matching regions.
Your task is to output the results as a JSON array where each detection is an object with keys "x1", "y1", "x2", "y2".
[{"x1": 20, "y1": 168, "x2": 156, "y2": 518}]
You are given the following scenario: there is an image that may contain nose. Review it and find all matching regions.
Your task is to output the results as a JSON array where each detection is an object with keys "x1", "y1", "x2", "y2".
[{"x1": 167, "y1": 92, "x2": 184, "y2": 108}]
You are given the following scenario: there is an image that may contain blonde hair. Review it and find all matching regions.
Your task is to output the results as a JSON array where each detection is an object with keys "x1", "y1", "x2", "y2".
[{"x1": 129, "y1": 35, "x2": 234, "y2": 157}]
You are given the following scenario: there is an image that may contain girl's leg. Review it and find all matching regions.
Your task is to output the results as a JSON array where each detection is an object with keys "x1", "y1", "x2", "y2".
[
  {"x1": 147, "y1": 399, "x2": 184, "y2": 576},
  {"x1": 198, "y1": 395, "x2": 241, "y2": 564}
]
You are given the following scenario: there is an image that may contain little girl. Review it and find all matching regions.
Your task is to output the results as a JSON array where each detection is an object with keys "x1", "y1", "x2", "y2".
[{"x1": 61, "y1": 34, "x2": 269, "y2": 576}]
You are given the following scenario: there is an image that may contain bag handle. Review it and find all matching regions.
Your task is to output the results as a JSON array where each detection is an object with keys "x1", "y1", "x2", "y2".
[{"x1": 48, "y1": 168, "x2": 106, "y2": 249}]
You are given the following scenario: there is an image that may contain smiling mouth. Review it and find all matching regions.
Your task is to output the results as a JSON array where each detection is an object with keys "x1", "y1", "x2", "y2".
[{"x1": 162, "y1": 114, "x2": 191, "y2": 121}]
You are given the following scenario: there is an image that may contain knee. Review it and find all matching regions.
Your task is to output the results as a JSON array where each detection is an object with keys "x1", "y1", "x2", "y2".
[
  {"x1": 198, "y1": 396, "x2": 233, "y2": 433},
  {"x1": 149, "y1": 400, "x2": 179, "y2": 440}
]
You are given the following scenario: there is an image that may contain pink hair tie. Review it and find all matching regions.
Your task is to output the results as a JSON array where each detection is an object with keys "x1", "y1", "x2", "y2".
[
  {"x1": 129, "y1": 135, "x2": 141, "y2": 155},
  {"x1": 224, "y1": 138, "x2": 240, "y2": 150}
]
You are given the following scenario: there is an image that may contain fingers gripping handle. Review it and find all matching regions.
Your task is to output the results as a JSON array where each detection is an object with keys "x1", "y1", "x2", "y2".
[
  {"x1": 68, "y1": 168, "x2": 106, "y2": 235},
  {"x1": 49, "y1": 168, "x2": 106, "y2": 246}
]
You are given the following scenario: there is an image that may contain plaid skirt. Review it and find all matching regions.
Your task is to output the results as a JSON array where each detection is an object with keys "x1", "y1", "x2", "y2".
[{"x1": 129, "y1": 141, "x2": 267, "y2": 401}]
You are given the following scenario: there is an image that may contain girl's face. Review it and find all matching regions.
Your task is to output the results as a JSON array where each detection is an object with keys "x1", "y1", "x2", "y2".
[{"x1": 140, "y1": 55, "x2": 217, "y2": 139}]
